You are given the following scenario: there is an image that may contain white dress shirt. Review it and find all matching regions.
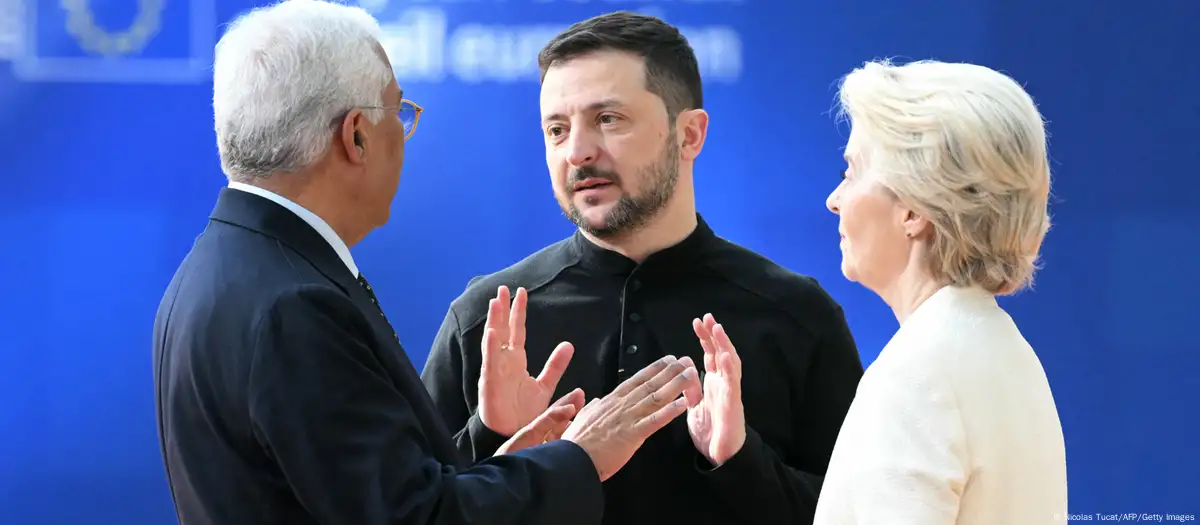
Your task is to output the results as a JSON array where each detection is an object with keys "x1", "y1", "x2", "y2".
[
  {"x1": 813, "y1": 285, "x2": 1068, "y2": 525},
  {"x1": 227, "y1": 181, "x2": 359, "y2": 278}
]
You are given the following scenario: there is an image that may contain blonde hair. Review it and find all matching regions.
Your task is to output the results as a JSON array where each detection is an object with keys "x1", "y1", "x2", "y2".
[{"x1": 837, "y1": 59, "x2": 1052, "y2": 295}]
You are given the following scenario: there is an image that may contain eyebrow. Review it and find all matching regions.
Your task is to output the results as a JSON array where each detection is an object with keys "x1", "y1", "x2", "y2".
[{"x1": 542, "y1": 99, "x2": 624, "y2": 123}]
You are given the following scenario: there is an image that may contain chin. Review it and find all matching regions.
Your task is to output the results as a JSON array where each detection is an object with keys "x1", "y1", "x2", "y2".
[
  {"x1": 576, "y1": 203, "x2": 615, "y2": 224},
  {"x1": 840, "y1": 258, "x2": 859, "y2": 283}
]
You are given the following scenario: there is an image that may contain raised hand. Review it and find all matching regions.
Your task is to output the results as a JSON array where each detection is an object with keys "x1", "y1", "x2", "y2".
[
  {"x1": 687, "y1": 313, "x2": 746, "y2": 467},
  {"x1": 562, "y1": 355, "x2": 703, "y2": 481},
  {"x1": 478, "y1": 286, "x2": 576, "y2": 436},
  {"x1": 494, "y1": 388, "x2": 587, "y2": 456}
]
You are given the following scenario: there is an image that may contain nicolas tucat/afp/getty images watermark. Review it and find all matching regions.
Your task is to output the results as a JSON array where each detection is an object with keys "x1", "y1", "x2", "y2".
[{"x1": 1058, "y1": 512, "x2": 1196, "y2": 522}]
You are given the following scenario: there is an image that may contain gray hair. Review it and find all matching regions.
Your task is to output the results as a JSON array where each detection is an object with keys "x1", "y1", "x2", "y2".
[
  {"x1": 213, "y1": 0, "x2": 394, "y2": 182},
  {"x1": 838, "y1": 59, "x2": 1052, "y2": 295}
]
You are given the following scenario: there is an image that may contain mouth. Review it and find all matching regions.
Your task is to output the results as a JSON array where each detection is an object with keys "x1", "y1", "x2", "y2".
[{"x1": 572, "y1": 178, "x2": 614, "y2": 193}]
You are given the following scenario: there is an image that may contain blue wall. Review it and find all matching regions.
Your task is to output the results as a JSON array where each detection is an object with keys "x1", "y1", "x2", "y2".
[{"x1": 1, "y1": 0, "x2": 1196, "y2": 522}]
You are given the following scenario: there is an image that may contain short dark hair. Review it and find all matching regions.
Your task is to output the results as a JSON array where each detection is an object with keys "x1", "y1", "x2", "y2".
[{"x1": 538, "y1": 11, "x2": 703, "y2": 117}]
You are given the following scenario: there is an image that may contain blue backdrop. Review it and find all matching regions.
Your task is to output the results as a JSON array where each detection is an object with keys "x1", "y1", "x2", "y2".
[{"x1": 1, "y1": 0, "x2": 1197, "y2": 523}]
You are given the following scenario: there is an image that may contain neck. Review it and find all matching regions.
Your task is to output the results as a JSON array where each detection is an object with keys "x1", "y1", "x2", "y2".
[
  {"x1": 583, "y1": 189, "x2": 698, "y2": 263},
  {"x1": 251, "y1": 169, "x2": 369, "y2": 248},
  {"x1": 875, "y1": 247, "x2": 945, "y2": 324}
]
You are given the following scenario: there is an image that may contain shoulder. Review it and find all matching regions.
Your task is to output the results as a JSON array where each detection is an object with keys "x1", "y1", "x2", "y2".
[
  {"x1": 447, "y1": 237, "x2": 579, "y2": 333},
  {"x1": 701, "y1": 236, "x2": 847, "y2": 332},
  {"x1": 252, "y1": 284, "x2": 370, "y2": 344}
]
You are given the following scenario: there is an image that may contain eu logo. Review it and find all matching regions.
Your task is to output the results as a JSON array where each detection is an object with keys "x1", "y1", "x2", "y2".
[{"x1": 13, "y1": 0, "x2": 215, "y2": 83}]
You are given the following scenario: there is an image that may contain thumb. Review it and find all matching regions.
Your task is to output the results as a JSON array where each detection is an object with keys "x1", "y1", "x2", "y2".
[
  {"x1": 551, "y1": 387, "x2": 586, "y2": 413},
  {"x1": 524, "y1": 405, "x2": 576, "y2": 437},
  {"x1": 496, "y1": 405, "x2": 576, "y2": 456}
]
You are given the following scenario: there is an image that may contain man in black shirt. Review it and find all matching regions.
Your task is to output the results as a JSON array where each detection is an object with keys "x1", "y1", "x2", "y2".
[{"x1": 421, "y1": 11, "x2": 864, "y2": 525}]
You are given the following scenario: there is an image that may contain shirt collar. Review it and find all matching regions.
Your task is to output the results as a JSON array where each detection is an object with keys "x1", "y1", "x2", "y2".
[
  {"x1": 227, "y1": 181, "x2": 360, "y2": 278},
  {"x1": 570, "y1": 213, "x2": 717, "y2": 276}
]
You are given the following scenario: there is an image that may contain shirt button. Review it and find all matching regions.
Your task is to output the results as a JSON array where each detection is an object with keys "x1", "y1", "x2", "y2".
[
  {"x1": 628, "y1": 312, "x2": 641, "y2": 322},
  {"x1": 625, "y1": 344, "x2": 639, "y2": 355},
  {"x1": 631, "y1": 279, "x2": 642, "y2": 291}
]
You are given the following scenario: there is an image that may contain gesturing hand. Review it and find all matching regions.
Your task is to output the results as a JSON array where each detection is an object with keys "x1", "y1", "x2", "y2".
[
  {"x1": 562, "y1": 355, "x2": 703, "y2": 481},
  {"x1": 478, "y1": 286, "x2": 576, "y2": 436},
  {"x1": 494, "y1": 388, "x2": 586, "y2": 456},
  {"x1": 687, "y1": 314, "x2": 746, "y2": 467}
]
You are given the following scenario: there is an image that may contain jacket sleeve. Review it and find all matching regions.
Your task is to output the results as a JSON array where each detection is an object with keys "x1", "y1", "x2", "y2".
[
  {"x1": 248, "y1": 285, "x2": 603, "y2": 525},
  {"x1": 699, "y1": 302, "x2": 864, "y2": 524},
  {"x1": 421, "y1": 305, "x2": 510, "y2": 463}
]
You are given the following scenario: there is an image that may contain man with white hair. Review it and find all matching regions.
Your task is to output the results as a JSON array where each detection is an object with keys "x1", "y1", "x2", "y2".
[{"x1": 152, "y1": 1, "x2": 702, "y2": 524}]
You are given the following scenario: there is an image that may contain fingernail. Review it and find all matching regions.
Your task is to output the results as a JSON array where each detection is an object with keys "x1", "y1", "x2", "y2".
[{"x1": 683, "y1": 367, "x2": 697, "y2": 379}]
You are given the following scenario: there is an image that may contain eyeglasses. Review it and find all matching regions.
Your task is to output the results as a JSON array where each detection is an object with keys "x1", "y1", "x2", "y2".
[
  {"x1": 359, "y1": 99, "x2": 424, "y2": 140},
  {"x1": 397, "y1": 99, "x2": 423, "y2": 140}
]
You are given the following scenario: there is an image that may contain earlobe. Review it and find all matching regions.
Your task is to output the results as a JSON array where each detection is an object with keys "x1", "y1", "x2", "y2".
[{"x1": 903, "y1": 210, "x2": 930, "y2": 238}]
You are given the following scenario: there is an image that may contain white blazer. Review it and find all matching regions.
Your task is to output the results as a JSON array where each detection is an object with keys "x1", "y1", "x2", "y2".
[{"x1": 813, "y1": 285, "x2": 1068, "y2": 525}]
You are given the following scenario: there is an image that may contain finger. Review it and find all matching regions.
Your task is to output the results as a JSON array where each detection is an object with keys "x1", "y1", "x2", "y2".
[
  {"x1": 634, "y1": 396, "x2": 689, "y2": 436},
  {"x1": 693, "y1": 319, "x2": 717, "y2": 373},
  {"x1": 481, "y1": 327, "x2": 500, "y2": 374},
  {"x1": 484, "y1": 298, "x2": 502, "y2": 343},
  {"x1": 543, "y1": 419, "x2": 572, "y2": 442},
  {"x1": 517, "y1": 405, "x2": 575, "y2": 444},
  {"x1": 703, "y1": 313, "x2": 718, "y2": 333},
  {"x1": 494, "y1": 286, "x2": 511, "y2": 344},
  {"x1": 633, "y1": 361, "x2": 699, "y2": 416},
  {"x1": 676, "y1": 356, "x2": 704, "y2": 409},
  {"x1": 551, "y1": 387, "x2": 587, "y2": 413},
  {"x1": 498, "y1": 403, "x2": 573, "y2": 455},
  {"x1": 718, "y1": 353, "x2": 742, "y2": 397},
  {"x1": 612, "y1": 355, "x2": 677, "y2": 397},
  {"x1": 524, "y1": 405, "x2": 575, "y2": 434},
  {"x1": 509, "y1": 287, "x2": 528, "y2": 350},
  {"x1": 536, "y1": 342, "x2": 575, "y2": 392},
  {"x1": 712, "y1": 323, "x2": 742, "y2": 382}
]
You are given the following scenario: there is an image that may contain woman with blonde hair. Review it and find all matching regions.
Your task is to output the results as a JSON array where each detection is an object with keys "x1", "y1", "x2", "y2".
[{"x1": 808, "y1": 59, "x2": 1068, "y2": 524}]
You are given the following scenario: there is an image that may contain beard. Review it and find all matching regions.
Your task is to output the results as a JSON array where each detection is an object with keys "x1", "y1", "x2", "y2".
[{"x1": 560, "y1": 132, "x2": 680, "y2": 239}]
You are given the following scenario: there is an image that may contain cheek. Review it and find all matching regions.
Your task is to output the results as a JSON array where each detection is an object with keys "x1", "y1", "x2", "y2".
[{"x1": 841, "y1": 193, "x2": 894, "y2": 247}]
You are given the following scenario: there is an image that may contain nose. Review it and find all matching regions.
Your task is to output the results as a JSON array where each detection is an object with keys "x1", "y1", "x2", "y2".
[
  {"x1": 565, "y1": 127, "x2": 600, "y2": 167},
  {"x1": 826, "y1": 185, "x2": 841, "y2": 215}
]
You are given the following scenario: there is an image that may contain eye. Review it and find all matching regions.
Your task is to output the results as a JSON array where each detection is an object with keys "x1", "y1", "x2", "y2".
[
  {"x1": 546, "y1": 124, "x2": 565, "y2": 137},
  {"x1": 598, "y1": 114, "x2": 619, "y2": 125}
]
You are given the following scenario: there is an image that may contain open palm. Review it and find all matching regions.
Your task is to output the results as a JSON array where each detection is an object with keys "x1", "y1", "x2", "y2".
[
  {"x1": 478, "y1": 286, "x2": 576, "y2": 436},
  {"x1": 686, "y1": 314, "x2": 746, "y2": 466}
]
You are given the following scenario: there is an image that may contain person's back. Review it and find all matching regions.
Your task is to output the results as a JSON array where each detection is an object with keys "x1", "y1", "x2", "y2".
[
  {"x1": 154, "y1": 202, "x2": 453, "y2": 523},
  {"x1": 933, "y1": 291, "x2": 1067, "y2": 523}
]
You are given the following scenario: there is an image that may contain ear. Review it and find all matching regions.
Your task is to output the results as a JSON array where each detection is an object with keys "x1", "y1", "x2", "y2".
[
  {"x1": 338, "y1": 109, "x2": 370, "y2": 165},
  {"x1": 677, "y1": 108, "x2": 709, "y2": 162},
  {"x1": 901, "y1": 208, "x2": 933, "y2": 239}
]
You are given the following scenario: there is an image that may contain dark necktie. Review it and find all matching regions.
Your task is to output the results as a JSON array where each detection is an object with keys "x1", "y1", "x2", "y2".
[{"x1": 358, "y1": 274, "x2": 399, "y2": 343}]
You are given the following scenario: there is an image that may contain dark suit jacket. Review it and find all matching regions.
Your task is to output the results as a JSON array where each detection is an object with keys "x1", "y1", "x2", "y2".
[{"x1": 152, "y1": 188, "x2": 603, "y2": 525}]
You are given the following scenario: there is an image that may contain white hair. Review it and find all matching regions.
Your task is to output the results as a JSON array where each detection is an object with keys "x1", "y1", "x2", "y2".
[
  {"x1": 838, "y1": 59, "x2": 1052, "y2": 295},
  {"x1": 213, "y1": 0, "x2": 394, "y2": 182}
]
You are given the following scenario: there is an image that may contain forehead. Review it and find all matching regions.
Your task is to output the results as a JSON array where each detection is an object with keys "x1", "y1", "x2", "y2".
[
  {"x1": 540, "y1": 50, "x2": 652, "y2": 116},
  {"x1": 844, "y1": 124, "x2": 868, "y2": 163}
]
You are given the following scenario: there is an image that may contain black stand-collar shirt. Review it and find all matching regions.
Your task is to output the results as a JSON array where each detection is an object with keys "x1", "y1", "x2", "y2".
[{"x1": 422, "y1": 215, "x2": 864, "y2": 525}]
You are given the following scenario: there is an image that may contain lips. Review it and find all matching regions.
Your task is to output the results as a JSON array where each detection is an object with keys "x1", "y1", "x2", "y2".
[{"x1": 572, "y1": 178, "x2": 613, "y2": 192}]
